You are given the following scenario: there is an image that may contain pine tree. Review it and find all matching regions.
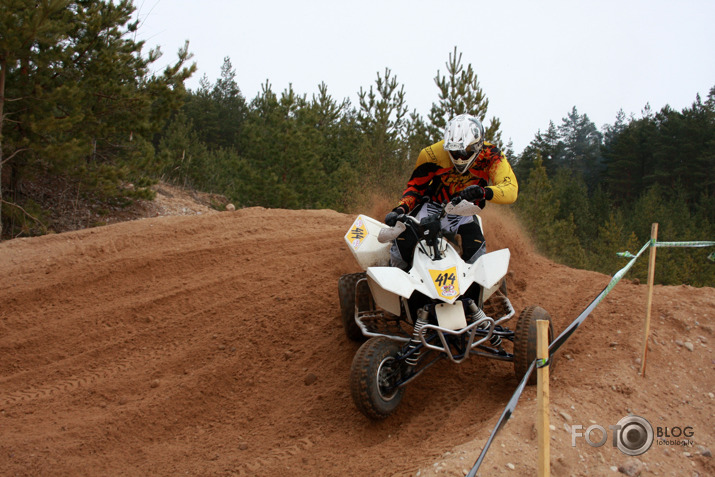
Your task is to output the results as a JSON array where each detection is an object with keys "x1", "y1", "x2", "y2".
[
  {"x1": 602, "y1": 113, "x2": 658, "y2": 204},
  {"x1": 0, "y1": 0, "x2": 71, "y2": 236},
  {"x1": 589, "y1": 185, "x2": 613, "y2": 241},
  {"x1": 515, "y1": 154, "x2": 585, "y2": 267},
  {"x1": 517, "y1": 154, "x2": 557, "y2": 238},
  {"x1": 183, "y1": 57, "x2": 246, "y2": 150},
  {"x1": 592, "y1": 211, "x2": 627, "y2": 275},
  {"x1": 310, "y1": 82, "x2": 360, "y2": 210},
  {"x1": 513, "y1": 121, "x2": 563, "y2": 182},
  {"x1": 0, "y1": 0, "x2": 196, "y2": 237},
  {"x1": 427, "y1": 47, "x2": 502, "y2": 146},
  {"x1": 552, "y1": 168, "x2": 595, "y2": 247},
  {"x1": 240, "y1": 82, "x2": 331, "y2": 209},
  {"x1": 556, "y1": 107, "x2": 603, "y2": 191},
  {"x1": 156, "y1": 113, "x2": 209, "y2": 188},
  {"x1": 404, "y1": 110, "x2": 432, "y2": 164},
  {"x1": 622, "y1": 231, "x2": 648, "y2": 281},
  {"x1": 356, "y1": 68, "x2": 409, "y2": 194}
]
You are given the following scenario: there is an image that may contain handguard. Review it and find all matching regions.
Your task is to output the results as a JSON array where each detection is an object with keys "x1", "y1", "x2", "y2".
[
  {"x1": 445, "y1": 198, "x2": 482, "y2": 216},
  {"x1": 377, "y1": 221, "x2": 406, "y2": 243}
]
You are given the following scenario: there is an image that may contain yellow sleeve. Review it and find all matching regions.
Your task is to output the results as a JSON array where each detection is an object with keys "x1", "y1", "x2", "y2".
[{"x1": 486, "y1": 156, "x2": 518, "y2": 204}]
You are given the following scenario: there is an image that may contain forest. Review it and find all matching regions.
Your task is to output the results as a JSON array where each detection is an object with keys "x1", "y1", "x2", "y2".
[{"x1": 1, "y1": 1, "x2": 713, "y2": 285}]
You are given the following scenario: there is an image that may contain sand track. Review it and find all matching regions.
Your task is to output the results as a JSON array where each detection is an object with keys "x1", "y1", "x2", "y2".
[{"x1": 0, "y1": 206, "x2": 712, "y2": 476}]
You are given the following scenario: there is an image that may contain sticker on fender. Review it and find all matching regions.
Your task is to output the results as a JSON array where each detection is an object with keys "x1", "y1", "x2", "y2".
[
  {"x1": 347, "y1": 216, "x2": 368, "y2": 250},
  {"x1": 429, "y1": 267, "x2": 459, "y2": 299}
]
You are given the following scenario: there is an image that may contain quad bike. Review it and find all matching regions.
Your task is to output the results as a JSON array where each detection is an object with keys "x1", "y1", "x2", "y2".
[{"x1": 339, "y1": 198, "x2": 555, "y2": 419}]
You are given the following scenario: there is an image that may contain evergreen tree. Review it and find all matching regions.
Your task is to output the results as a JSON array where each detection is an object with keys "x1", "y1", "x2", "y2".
[
  {"x1": 589, "y1": 185, "x2": 613, "y2": 239},
  {"x1": 556, "y1": 107, "x2": 603, "y2": 190},
  {"x1": 515, "y1": 121, "x2": 564, "y2": 180},
  {"x1": 156, "y1": 112, "x2": 210, "y2": 188},
  {"x1": 310, "y1": 82, "x2": 361, "y2": 210},
  {"x1": 427, "y1": 46, "x2": 502, "y2": 146},
  {"x1": 603, "y1": 90, "x2": 715, "y2": 207},
  {"x1": 404, "y1": 110, "x2": 432, "y2": 163},
  {"x1": 511, "y1": 90, "x2": 714, "y2": 285},
  {"x1": 240, "y1": 82, "x2": 332, "y2": 209},
  {"x1": 356, "y1": 68, "x2": 409, "y2": 194},
  {"x1": 516, "y1": 155, "x2": 556, "y2": 239},
  {"x1": 602, "y1": 113, "x2": 658, "y2": 203},
  {"x1": 1, "y1": 0, "x2": 71, "y2": 235},
  {"x1": 552, "y1": 168, "x2": 595, "y2": 247},
  {"x1": 592, "y1": 211, "x2": 627, "y2": 275},
  {"x1": 622, "y1": 231, "x2": 648, "y2": 281},
  {"x1": 0, "y1": 0, "x2": 195, "y2": 237},
  {"x1": 655, "y1": 94, "x2": 715, "y2": 202},
  {"x1": 183, "y1": 57, "x2": 246, "y2": 150},
  {"x1": 515, "y1": 154, "x2": 585, "y2": 266}
]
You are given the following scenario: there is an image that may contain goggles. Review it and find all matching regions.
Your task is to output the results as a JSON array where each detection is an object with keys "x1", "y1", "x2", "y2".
[{"x1": 449, "y1": 149, "x2": 473, "y2": 161}]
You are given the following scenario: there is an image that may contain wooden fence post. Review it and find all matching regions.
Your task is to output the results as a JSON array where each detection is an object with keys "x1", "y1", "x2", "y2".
[
  {"x1": 537, "y1": 319, "x2": 550, "y2": 477},
  {"x1": 640, "y1": 223, "x2": 658, "y2": 377}
]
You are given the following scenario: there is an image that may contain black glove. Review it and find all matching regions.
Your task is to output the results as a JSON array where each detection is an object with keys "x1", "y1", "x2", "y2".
[
  {"x1": 384, "y1": 206, "x2": 406, "y2": 227},
  {"x1": 460, "y1": 185, "x2": 486, "y2": 202}
]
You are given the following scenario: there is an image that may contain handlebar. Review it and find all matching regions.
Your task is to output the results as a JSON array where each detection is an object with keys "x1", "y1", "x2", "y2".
[{"x1": 377, "y1": 198, "x2": 482, "y2": 247}]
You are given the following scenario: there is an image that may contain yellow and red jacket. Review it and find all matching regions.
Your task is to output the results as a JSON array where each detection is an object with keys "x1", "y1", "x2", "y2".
[{"x1": 396, "y1": 140, "x2": 518, "y2": 212}]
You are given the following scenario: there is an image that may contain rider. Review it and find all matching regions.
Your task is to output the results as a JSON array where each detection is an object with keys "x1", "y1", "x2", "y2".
[{"x1": 385, "y1": 114, "x2": 518, "y2": 270}]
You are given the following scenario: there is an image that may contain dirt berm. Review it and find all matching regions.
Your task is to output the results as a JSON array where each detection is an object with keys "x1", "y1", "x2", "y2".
[{"x1": 0, "y1": 205, "x2": 712, "y2": 476}]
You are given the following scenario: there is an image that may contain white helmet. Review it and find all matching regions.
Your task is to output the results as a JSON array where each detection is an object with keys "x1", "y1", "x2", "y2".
[{"x1": 443, "y1": 114, "x2": 485, "y2": 173}]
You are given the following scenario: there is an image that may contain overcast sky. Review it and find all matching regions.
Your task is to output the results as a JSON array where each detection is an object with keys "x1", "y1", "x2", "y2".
[{"x1": 135, "y1": 0, "x2": 715, "y2": 154}]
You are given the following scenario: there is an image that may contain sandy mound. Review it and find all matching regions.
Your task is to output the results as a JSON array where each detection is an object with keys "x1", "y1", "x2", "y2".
[{"x1": 0, "y1": 205, "x2": 712, "y2": 476}]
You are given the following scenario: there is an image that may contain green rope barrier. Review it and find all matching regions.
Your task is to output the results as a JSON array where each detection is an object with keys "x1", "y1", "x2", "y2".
[
  {"x1": 655, "y1": 240, "x2": 715, "y2": 248},
  {"x1": 618, "y1": 239, "x2": 715, "y2": 260}
]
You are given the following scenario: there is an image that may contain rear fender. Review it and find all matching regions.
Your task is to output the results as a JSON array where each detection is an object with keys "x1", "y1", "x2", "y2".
[{"x1": 344, "y1": 215, "x2": 391, "y2": 269}]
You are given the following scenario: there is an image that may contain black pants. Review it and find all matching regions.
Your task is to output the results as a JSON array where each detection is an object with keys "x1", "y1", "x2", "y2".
[{"x1": 395, "y1": 220, "x2": 485, "y2": 267}]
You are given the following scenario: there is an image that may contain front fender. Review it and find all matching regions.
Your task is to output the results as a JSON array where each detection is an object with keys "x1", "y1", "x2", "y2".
[
  {"x1": 467, "y1": 248, "x2": 510, "y2": 290},
  {"x1": 366, "y1": 267, "x2": 429, "y2": 300}
]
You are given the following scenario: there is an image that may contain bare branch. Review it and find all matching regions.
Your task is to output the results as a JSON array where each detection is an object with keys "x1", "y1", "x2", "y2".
[
  {"x1": 0, "y1": 147, "x2": 29, "y2": 165},
  {"x1": 0, "y1": 199, "x2": 47, "y2": 232}
]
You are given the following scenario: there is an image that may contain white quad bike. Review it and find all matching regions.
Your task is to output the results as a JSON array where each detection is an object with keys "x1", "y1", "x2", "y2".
[{"x1": 339, "y1": 198, "x2": 555, "y2": 420}]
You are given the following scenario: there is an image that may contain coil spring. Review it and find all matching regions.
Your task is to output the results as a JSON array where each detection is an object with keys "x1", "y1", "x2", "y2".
[
  {"x1": 405, "y1": 314, "x2": 428, "y2": 366},
  {"x1": 471, "y1": 306, "x2": 502, "y2": 347},
  {"x1": 487, "y1": 329, "x2": 502, "y2": 347}
]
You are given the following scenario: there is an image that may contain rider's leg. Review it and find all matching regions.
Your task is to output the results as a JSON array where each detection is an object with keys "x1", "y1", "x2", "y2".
[
  {"x1": 457, "y1": 220, "x2": 486, "y2": 264},
  {"x1": 389, "y1": 203, "x2": 431, "y2": 271},
  {"x1": 389, "y1": 229, "x2": 417, "y2": 271}
]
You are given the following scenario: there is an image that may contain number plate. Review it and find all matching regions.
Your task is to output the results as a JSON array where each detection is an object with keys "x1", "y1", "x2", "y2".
[
  {"x1": 429, "y1": 267, "x2": 459, "y2": 300},
  {"x1": 435, "y1": 302, "x2": 467, "y2": 330}
]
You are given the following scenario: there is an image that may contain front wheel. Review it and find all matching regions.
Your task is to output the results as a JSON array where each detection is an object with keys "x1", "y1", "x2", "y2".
[
  {"x1": 350, "y1": 337, "x2": 405, "y2": 419},
  {"x1": 513, "y1": 305, "x2": 554, "y2": 385}
]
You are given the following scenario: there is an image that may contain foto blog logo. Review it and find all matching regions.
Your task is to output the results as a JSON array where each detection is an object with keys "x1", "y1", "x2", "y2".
[{"x1": 571, "y1": 415, "x2": 654, "y2": 456}]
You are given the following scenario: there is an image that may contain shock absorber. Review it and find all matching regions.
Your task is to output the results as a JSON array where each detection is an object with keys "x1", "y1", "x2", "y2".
[
  {"x1": 467, "y1": 301, "x2": 502, "y2": 347},
  {"x1": 405, "y1": 307, "x2": 429, "y2": 367}
]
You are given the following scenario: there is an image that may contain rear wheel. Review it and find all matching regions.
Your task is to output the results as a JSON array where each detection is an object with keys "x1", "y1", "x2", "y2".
[
  {"x1": 513, "y1": 305, "x2": 554, "y2": 385},
  {"x1": 338, "y1": 273, "x2": 369, "y2": 341},
  {"x1": 350, "y1": 337, "x2": 405, "y2": 419}
]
